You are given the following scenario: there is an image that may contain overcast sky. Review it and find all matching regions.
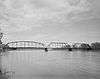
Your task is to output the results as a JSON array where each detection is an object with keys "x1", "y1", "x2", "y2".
[{"x1": 0, "y1": 0, "x2": 100, "y2": 43}]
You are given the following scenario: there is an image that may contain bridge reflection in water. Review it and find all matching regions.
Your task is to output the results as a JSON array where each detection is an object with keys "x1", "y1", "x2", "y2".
[{"x1": 5, "y1": 41, "x2": 72, "y2": 51}]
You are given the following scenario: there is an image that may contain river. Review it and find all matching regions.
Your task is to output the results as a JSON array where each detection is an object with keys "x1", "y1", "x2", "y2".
[{"x1": 0, "y1": 50, "x2": 100, "y2": 79}]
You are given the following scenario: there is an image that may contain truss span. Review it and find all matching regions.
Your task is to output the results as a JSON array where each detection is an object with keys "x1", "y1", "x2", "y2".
[
  {"x1": 47, "y1": 42, "x2": 71, "y2": 49},
  {"x1": 5, "y1": 41, "x2": 45, "y2": 49}
]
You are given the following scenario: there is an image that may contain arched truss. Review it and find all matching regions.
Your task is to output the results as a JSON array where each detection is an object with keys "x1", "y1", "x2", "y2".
[
  {"x1": 6, "y1": 41, "x2": 45, "y2": 48},
  {"x1": 72, "y1": 43, "x2": 82, "y2": 48},
  {"x1": 47, "y1": 42, "x2": 71, "y2": 48},
  {"x1": 72, "y1": 43, "x2": 91, "y2": 49}
]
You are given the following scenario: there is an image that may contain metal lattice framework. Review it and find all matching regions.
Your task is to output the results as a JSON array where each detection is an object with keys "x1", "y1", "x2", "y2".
[
  {"x1": 72, "y1": 43, "x2": 83, "y2": 48},
  {"x1": 6, "y1": 41, "x2": 45, "y2": 49},
  {"x1": 47, "y1": 42, "x2": 71, "y2": 48}
]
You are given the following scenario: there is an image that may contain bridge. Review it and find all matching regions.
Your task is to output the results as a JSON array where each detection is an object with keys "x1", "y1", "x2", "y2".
[
  {"x1": 48, "y1": 42, "x2": 71, "y2": 48},
  {"x1": 5, "y1": 41, "x2": 45, "y2": 50},
  {"x1": 47, "y1": 42, "x2": 72, "y2": 51},
  {"x1": 72, "y1": 43, "x2": 82, "y2": 48},
  {"x1": 72, "y1": 43, "x2": 91, "y2": 50},
  {"x1": 4, "y1": 41, "x2": 72, "y2": 51}
]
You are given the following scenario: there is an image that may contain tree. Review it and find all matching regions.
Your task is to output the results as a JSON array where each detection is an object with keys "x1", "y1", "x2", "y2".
[
  {"x1": 91, "y1": 42, "x2": 100, "y2": 49},
  {"x1": 0, "y1": 32, "x2": 3, "y2": 44}
]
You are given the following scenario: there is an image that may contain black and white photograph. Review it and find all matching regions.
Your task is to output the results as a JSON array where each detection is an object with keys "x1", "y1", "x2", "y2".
[{"x1": 0, "y1": 0, "x2": 100, "y2": 79}]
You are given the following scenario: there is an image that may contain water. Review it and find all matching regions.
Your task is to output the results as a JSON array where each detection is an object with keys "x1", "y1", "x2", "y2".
[{"x1": 0, "y1": 50, "x2": 100, "y2": 79}]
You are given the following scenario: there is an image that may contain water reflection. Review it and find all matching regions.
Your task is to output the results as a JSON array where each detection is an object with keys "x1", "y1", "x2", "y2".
[
  {"x1": 0, "y1": 52, "x2": 9, "y2": 79},
  {"x1": 0, "y1": 50, "x2": 100, "y2": 79}
]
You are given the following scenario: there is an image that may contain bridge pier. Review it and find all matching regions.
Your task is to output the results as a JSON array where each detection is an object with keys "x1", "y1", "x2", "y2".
[
  {"x1": 44, "y1": 48, "x2": 48, "y2": 52},
  {"x1": 68, "y1": 48, "x2": 72, "y2": 51}
]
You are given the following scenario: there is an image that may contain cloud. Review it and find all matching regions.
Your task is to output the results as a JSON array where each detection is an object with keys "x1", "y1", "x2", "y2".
[{"x1": 0, "y1": 0, "x2": 92, "y2": 33}]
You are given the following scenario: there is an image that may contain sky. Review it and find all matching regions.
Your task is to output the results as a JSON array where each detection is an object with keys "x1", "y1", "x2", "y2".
[{"x1": 0, "y1": 0, "x2": 100, "y2": 44}]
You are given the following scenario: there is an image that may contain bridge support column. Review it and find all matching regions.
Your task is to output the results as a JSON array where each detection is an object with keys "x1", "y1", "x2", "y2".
[
  {"x1": 44, "y1": 48, "x2": 48, "y2": 52},
  {"x1": 68, "y1": 48, "x2": 72, "y2": 51}
]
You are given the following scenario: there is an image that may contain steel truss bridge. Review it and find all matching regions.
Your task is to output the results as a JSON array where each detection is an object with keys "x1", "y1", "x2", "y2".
[
  {"x1": 5, "y1": 41, "x2": 45, "y2": 49},
  {"x1": 48, "y1": 42, "x2": 71, "y2": 49},
  {"x1": 5, "y1": 41, "x2": 72, "y2": 50}
]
